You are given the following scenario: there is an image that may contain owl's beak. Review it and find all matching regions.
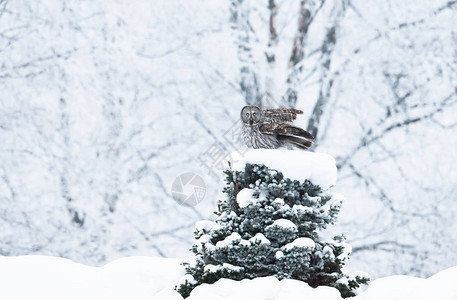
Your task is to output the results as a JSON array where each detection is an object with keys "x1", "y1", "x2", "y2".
[{"x1": 249, "y1": 117, "x2": 253, "y2": 125}]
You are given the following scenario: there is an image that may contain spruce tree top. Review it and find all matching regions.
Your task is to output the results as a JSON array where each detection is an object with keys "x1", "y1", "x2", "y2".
[{"x1": 177, "y1": 150, "x2": 369, "y2": 298}]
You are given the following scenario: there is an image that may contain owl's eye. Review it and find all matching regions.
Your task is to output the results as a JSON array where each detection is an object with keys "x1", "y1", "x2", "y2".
[
  {"x1": 246, "y1": 113, "x2": 249, "y2": 117},
  {"x1": 253, "y1": 112, "x2": 256, "y2": 116}
]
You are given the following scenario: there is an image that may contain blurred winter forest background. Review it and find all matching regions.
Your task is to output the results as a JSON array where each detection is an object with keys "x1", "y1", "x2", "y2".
[{"x1": 0, "y1": 0, "x2": 456, "y2": 280}]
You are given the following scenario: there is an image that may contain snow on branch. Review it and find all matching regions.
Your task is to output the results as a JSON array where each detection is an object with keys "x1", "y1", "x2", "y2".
[{"x1": 225, "y1": 149, "x2": 337, "y2": 189}]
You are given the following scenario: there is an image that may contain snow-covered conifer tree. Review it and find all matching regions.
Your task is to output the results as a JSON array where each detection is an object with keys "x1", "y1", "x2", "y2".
[{"x1": 177, "y1": 150, "x2": 369, "y2": 298}]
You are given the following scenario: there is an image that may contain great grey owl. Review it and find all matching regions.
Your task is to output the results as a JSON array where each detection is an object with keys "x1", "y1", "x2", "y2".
[{"x1": 240, "y1": 105, "x2": 314, "y2": 149}]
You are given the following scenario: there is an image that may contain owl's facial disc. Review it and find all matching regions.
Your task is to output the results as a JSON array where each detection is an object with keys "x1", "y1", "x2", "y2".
[{"x1": 241, "y1": 105, "x2": 261, "y2": 126}]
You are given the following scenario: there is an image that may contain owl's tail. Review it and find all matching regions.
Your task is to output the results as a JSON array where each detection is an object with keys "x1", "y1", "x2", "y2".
[
  {"x1": 280, "y1": 125, "x2": 314, "y2": 140},
  {"x1": 278, "y1": 135, "x2": 313, "y2": 150}
]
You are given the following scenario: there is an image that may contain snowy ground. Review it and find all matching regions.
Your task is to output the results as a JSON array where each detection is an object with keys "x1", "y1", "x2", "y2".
[
  {"x1": 0, "y1": 255, "x2": 456, "y2": 300},
  {"x1": 0, "y1": 256, "x2": 184, "y2": 300}
]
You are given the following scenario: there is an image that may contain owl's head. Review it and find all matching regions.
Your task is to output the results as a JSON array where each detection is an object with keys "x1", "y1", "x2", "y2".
[{"x1": 240, "y1": 105, "x2": 262, "y2": 126}]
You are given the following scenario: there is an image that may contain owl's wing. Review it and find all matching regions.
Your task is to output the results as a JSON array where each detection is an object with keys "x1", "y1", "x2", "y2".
[
  {"x1": 263, "y1": 108, "x2": 303, "y2": 123},
  {"x1": 260, "y1": 123, "x2": 314, "y2": 149},
  {"x1": 259, "y1": 123, "x2": 314, "y2": 140}
]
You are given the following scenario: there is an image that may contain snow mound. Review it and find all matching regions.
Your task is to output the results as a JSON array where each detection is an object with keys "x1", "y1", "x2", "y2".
[
  {"x1": 249, "y1": 233, "x2": 271, "y2": 245},
  {"x1": 216, "y1": 232, "x2": 241, "y2": 248},
  {"x1": 204, "y1": 263, "x2": 243, "y2": 274},
  {"x1": 284, "y1": 237, "x2": 315, "y2": 250},
  {"x1": 236, "y1": 188, "x2": 256, "y2": 208},
  {"x1": 187, "y1": 277, "x2": 342, "y2": 300},
  {"x1": 0, "y1": 255, "x2": 185, "y2": 300},
  {"x1": 226, "y1": 149, "x2": 337, "y2": 189},
  {"x1": 188, "y1": 266, "x2": 457, "y2": 300},
  {"x1": 0, "y1": 255, "x2": 456, "y2": 300},
  {"x1": 356, "y1": 266, "x2": 457, "y2": 300},
  {"x1": 195, "y1": 220, "x2": 216, "y2": 232},
  {"x1": 271, "y1": 218, "x2": 297, "y2": 229}
]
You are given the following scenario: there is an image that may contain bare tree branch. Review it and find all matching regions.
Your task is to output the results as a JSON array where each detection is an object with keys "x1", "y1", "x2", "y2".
[
  {"x1": 352, "y1": 241, "x2": 414, "y2": 253},
  {"x1": 264, "y1": 0, "x2": 279, "y2": 107},
  {"x1": 396, "y1": 0, "x2": 457, "y2": 29},
  {"x1": 284, "y1": 0, "x2": 317, "y2": 108},
  {"x1": 337, "y1": 92, "x2": 457, "y2": 170},
  {"x1": 348, "y1": 163, "x2": 396, "y2": 211},
  {"x1": 307, "y1": 1, "x2": 347, "y2": 140},
  {"x1": 231, "y1": 0, "x2": 261, "y2": 106}
]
